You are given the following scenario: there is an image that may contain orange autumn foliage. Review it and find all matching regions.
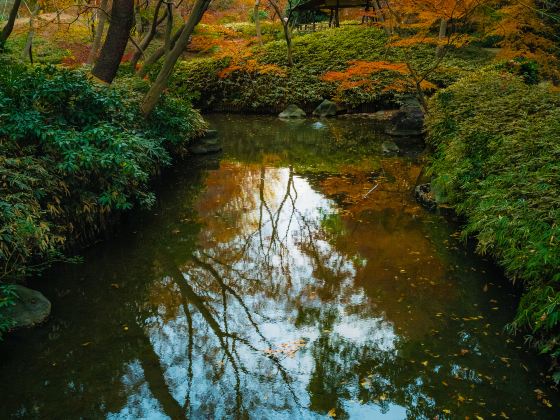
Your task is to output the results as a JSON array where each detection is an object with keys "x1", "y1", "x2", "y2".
[
  {"x1": 322, "y1": 60, "x2": 436, "y2": 95},
  {"x1": 490, "y1": 1, "x2": 559, "y2": 79},
  {"x1": 323, "y1": 60, "x2": 408, "y2": 83},
  {"x1": 218, "y1": 59, "x2": 287, "y2": 78}
]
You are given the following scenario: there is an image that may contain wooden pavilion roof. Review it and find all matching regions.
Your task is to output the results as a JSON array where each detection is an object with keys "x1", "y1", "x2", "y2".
[{"x1": 293, "y1": 0, "x2": 372, "y2": 11}]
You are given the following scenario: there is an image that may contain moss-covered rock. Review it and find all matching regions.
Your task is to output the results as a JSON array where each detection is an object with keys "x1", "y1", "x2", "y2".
[{"x1": 1, "y1": 285, "x2": 51, "y2": 330}]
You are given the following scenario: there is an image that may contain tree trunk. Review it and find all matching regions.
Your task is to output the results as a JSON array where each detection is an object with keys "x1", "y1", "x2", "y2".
[
  {"x1": 436, "y1": 18, "x2": 448, "y2": 57},
  {"x1": 373, "y1": 0, "x2": 390, "y2": 35},
  {"x1": 136, "y1": 22, "x2": 185, "y2": 78},
  {"x1": 130, "y1": 0, "x2": 165, "y2": 70},
  {"x1": 254, "y1": 0, "x2": 262, "y2": 45},
  {"x1": 21, "y1": 2, "x2": 41, "y2": 63},
  {"x1": 92, "y1": 0, "x2": 134, "y2": 84},
  {"x1": 0, "y1": 0, "x2": 23, "y2": 47},
  {"x1": 86, "y1": 0, "x2": 109, "y2": 66},
  {"x1": 134, "y1": 0, "x2": 143, "y2": 34},
  {"x1": 164, "y1": 2, "x2": 173, "y2": 52},
  {"x1": 335, "y1": 0, "x2": 340, "y2": 27},
  {"x1": 283, "y1": 22, "x2": 293, "y2": 67},
  {"x1": 140, "y1": 0, "x2": 211, "y2": 116},
  {"x1": 268, "y1": 0, "x2": 292, "y2": 67}
]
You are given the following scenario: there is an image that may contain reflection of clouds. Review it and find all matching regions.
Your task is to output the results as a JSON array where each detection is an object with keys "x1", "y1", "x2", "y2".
[
  {"x1": 333, "y1": 315, "x2": 397, "y2": 352},
  {"x1": 108, "y1": 361, "x2": 169, "y2": 420},
  {"x1": 132, "y1": 163, "x2": 412, "y2": 417}
]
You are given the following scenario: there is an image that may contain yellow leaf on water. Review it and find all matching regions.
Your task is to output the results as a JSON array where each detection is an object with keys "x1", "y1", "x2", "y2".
[
  {"x1": 442, "y1": 409, "x2": 451, "y2": 414},
  {"x1": 421, "y1": 360, "x2": 428, "y2": 366},
  {"x1": 542, "y1": 398, "x2": 552, "y2": 408},
  {"x1": 476, "y1": 416, "x2": 484, "y2": 420},
  {"x1": 327, "y1": 408, "x2": 336, "y2": 417},
  {"x1": 499, "y1": 412, "x2": 509, "y2": 419}
]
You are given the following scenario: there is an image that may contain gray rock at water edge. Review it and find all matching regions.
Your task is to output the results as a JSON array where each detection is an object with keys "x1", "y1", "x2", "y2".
[
  {"x1": 1, "y1": 285, "x2": 51, "y2": 330},
  {"x1": 203, "y1": 129, "x2": 219, "y2": 139},
  {"x1": 386, "y1": 97, "x2": 424, "y2": 136},
  {"x1": 189, "y1": 132, "x2": 223, "y2": 155},
  {"x1": 279, "y1": 104, "x2": 306, "y2": 119},
  {"x1": 414, "y1": 183, "x2": 437, "y2": 212},
  {"x1": 312, "y1": 99, "x2": 338, "y2": 117},
  {"x1": 382, "y1": 140, "x2": 400, "y2": 155}
]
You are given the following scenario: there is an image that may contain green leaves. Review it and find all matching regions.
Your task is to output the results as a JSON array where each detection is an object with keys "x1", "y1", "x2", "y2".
[
  {"x1": 425, "y1": 68, "x2": 560, "y2": 375},
  {"x1": 0, "y1": 62, "x2": 205, "y2": 282}
]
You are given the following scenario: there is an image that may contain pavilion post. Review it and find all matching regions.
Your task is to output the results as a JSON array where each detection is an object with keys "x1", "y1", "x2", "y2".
[{"x1": 335, "y1": 0, "x2": 340, "y2": 27}]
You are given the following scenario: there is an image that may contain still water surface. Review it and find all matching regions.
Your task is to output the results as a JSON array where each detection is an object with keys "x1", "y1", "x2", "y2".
[{"x1": 1, "y1": 115, "x2": 558, "y2": 419}]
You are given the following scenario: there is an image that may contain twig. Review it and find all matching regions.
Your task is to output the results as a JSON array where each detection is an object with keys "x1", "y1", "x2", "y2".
[{"x1": 363, "y1": 183, "x2": 379, "y2": 198}]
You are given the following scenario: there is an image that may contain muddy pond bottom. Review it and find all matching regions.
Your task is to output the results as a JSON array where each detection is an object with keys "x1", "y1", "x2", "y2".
[{"x1": 1, "y1": 115, "x2": 558, "y2": 419}]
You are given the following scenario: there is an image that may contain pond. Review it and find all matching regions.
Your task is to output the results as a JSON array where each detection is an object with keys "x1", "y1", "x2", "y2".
[{"x1": 0, "y1": 115, "x2": 557, "y2": 419}]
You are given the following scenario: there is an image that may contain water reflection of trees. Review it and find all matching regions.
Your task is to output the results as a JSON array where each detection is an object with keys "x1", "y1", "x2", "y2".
[
  {"x1": 140, "y1": 162, "x2": 426, "y2": 418},
  {"x1": 121, "y1": 159, "x2": 541, "y2": 419},
  {"x1": 1, "y1": 135, "x2": 551, "y2": 419}
]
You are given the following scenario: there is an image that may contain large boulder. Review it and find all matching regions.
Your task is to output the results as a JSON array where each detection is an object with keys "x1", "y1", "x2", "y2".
[
  {"x1": 386, "y1": 97, "x2": 424, "y2": 136},
  {"x1": 1, "y1": 285, "x2": 51, "y2": 330},
  {"x1": 279, "y1": 104, "x2": 306, "y2": 119},
  {"x1": 312, "y1": 99, "x2": 338, "y2": 117},
  {"x1": 189, "y1": 130, "x2": 222, "y2": 155}
]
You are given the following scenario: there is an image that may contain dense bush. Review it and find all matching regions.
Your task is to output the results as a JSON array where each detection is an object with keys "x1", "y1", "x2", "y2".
[
  {"x1": 425, "y1": 69, "x2": 560, "y2": 378},
  {"x1": 0, "y1": 284, "x2": 16, "y2": 338},
  {"x1": 171, "y1": 26, "x2": 492, "y2": 112},
  {"x1": 0, "y1": 62, "x2": 206, "y2": 284}
]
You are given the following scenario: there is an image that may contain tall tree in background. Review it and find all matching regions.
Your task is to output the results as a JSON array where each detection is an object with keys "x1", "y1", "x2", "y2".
[
  {"x1": 381, "y1": 0, "x2": 495, "y2": 111},
  {"x1": 129, "y1": 0, "x2": 167, "y2": 70},
  {"x1": 254, "y1": 0, "x2": 263, "y2": 45},
  {"x1": 268, "y1": 0, "x2": 293, "y2": 66},
  {"x1": 21, "y1": 1, "x2": 41, "y2": 63},
  {"x1": 141, "y1": 0, "x2": 212, "y2": 116},
  {"x1": 92, "y1": 0, "x2": 134, "y2": 83},
  {"x1": 87, "y1": 0, "x2": 110, "y2": 65},
  {"x1": 0, "y1": 0, "x2": 23, "y2": 47}
]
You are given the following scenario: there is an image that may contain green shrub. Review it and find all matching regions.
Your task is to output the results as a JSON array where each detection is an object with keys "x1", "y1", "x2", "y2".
[
  {"x1": 0, "y1": 62, "x2": 206, "y2": 282},
  {"x1": 425, "y1": 69, "x2": 560, "y2": 374},
  {"x1": 0, "y1": 284, "x2": 17, "y2": 339},
  {"x1": 171, "y1": 26, "x2": 492, "y2": 112}
]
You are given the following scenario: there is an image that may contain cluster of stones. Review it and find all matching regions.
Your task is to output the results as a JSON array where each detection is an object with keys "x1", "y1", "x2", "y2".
[{"x1": 278, "y1": 97, "x2": 424, "y2": 137}]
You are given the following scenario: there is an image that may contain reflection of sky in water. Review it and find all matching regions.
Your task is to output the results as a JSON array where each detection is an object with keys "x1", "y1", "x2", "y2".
[
  {"x1": 2, "y1": 117, "x2": 557, "y2": 419},
  {"x1": 108, "y1": 361, "x2": 170, "y2": 419},
  {"x1": 117, "y1": 166, "x2": 403, "y2": 418}
]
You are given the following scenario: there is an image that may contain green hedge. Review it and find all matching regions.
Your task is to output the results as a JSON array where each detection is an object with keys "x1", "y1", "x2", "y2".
[
  {"x1": 0, "y1": 62, "x2": 206, "y2": 288},
  {"x1": 170, "y1": 26, "x2": 492, "y2": 112},
  {"x1": 425, "y1": 69, "x2": 560, "y2": 378}
]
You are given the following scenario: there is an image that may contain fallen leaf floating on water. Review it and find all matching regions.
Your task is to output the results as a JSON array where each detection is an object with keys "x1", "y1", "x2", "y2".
[
  {"x1": 327, "y1": 408, "x2": 336, "y2": 417},
  {"x1": 263, "y1": 339, "x2": 306, "y2": 358},
  {"x1": 81, "y1": 342, "x2": 92, "y2": 347}
]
